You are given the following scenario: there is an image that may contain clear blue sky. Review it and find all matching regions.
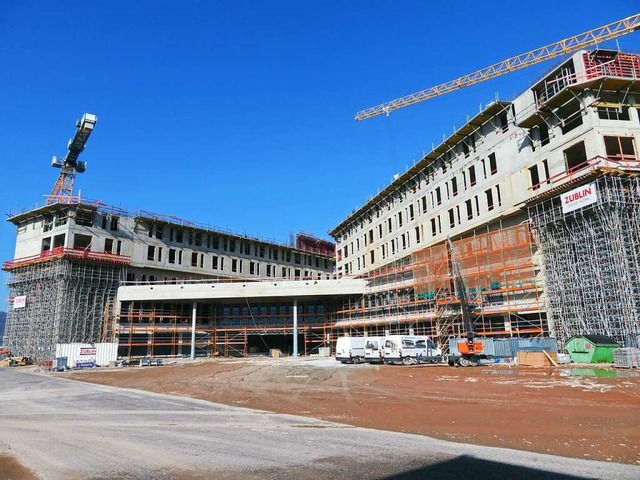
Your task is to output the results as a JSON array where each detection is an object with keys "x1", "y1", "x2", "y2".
[{"x1": 1, "y1": 1, "x2": 639, "y2": 310}]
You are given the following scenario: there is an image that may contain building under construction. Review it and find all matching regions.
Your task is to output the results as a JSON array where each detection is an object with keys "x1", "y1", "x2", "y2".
[
  {"x1": 330, "y1": 49, "x2": 640, "y2": 350},
  {"x1": 3, "y1": 197, "x2": 336, "y2": 359},
  {"x1": 4, "y1": 48, "x2": 640, "y2": 359}
]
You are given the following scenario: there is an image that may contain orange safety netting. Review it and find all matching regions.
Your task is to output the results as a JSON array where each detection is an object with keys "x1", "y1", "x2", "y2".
[
  {"x1": 412, "y1": 243, "x2": 450, "y2": 299},
  {"x1": 412, "y1": 224, "x2": 534, "y2": 298},
  {"x1": 455, "y1": 224, "x2": 534, "y2": 292}
]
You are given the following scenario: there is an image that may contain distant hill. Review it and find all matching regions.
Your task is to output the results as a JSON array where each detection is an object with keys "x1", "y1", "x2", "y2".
[{"x1": 0, "y1": 311, "x2": 6, "y2": 340}]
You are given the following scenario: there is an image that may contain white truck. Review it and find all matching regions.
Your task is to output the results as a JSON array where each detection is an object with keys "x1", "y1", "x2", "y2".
[
  {"x1": 383, "y1": 335, "x2": 442, "y2": 365},
  {"x1": 364, "y1": 336, "x2": 385, "y2": 363},
  {"x1": 335, "y1": 336, "x2": 366, "y2": 364}
]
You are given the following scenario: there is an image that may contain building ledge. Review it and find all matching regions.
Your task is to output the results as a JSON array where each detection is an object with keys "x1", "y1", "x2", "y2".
[{"x1": 3, "y1": 247, "x2": 131, "y2": 271}]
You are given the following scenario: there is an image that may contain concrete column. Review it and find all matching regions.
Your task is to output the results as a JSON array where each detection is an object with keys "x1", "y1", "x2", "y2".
[
  {"x1": 191, "y1": 301, "x2": 197, "y2": 359},
  {"x1": 293, "y1": 298, "x2": 298, "y2": 357}
]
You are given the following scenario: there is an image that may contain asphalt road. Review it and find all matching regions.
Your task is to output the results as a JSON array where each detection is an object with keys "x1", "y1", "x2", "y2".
[{"x1": 0, "y1": 368, "x2": 638, "y2": 480}]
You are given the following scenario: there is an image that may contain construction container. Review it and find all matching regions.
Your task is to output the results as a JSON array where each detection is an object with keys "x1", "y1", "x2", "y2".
[
  {"x1": 613, "y1": 347, "x2": 640, "y2": 368},
  {"x1": 565, "y1": 335, "x2": 620, "y2": 363},
  {"x1": 54, "y1": 342, "x2": 118, "y2": 367}
]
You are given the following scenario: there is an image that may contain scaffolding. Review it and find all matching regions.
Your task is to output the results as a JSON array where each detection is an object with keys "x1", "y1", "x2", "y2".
[
  {"x1": 117, "y1": 299, "x2": 335, "y2": 359},
  {"x1": 333, "y1": 224, "x2": 544, "y2": 352},
  {"x1": 528, "y1": 174, "x2": 640, "y2": 348},
  {"x1": 3, "y1": 251, "x2": 126, "y2": 360}
]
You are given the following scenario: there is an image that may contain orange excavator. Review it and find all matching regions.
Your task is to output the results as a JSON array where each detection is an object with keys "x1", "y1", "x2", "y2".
[{"x1": 447, "y1": 238, "x2": 486, "y2": 367}]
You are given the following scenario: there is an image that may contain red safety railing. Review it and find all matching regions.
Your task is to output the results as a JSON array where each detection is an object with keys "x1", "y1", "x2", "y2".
[
  {"x1": 528, "y1": 155, "x2": 640, "y2": 191},
  {"x1": 3, "y1": 247, "x2": 131, "y2": 270},
  {"x1": 536, "y1": 52, "x2": 640, "y2": 106}
]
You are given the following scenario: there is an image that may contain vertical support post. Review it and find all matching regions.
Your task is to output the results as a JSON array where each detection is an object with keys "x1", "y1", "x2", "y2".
[
  {"x1": 191, "y1": 301, "x2": 197, "y2": 360},
  {"x1": 293, "y1": 298, "x2": 298, "y2": 357}
]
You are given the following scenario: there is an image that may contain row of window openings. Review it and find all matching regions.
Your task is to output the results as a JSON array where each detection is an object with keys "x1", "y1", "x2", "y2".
[
  {"x1": 146, "y1": 225, "x2": 321, "y2": 266},
  {"x1": 344, "y1": 102, "x2": 627, "y2": 240},
  {"x1": 344, "y1": 155, "x2": 499, "y2": 253},
  {"x1": 552, "y1": 136, "x2": 637, "y2": 186},
  {"x1": 542, "y1": 101, "x2": 625, "y2": 139},
  {"x1": 346, "y1": 186, "x2": 503, "y2": 270},
  {"x1": 41, "y1": 234, "x2": 123, "y2": 255},
  {"x1": 346, "y1": 133, "x2": 638, "y2": 256},
  {"x1": 524, "y1": 106, "x2": 632, "y2": 156},
  {"x1": 42, "y1": 213, "x2": 70, "y2": 232},
  {"x1": 344, "y1": 101, "x2": 619, "y2": 241},
  {"x1": 41, "y1": 212, "x2": 117, "y2": 236},
  {"x1": 350, "y1": 135, "x2": 638, "y2": 262},
  {"x1": 344, "y1": 178, "x2": 502, "y2": 260},
  {"x1": 340, "y1": 116, "x2": 510, "y2": 241},
  {"x1": 146, "y1": 246, "x2": 328, "y2": 277},
  {"x1": 39, "y1": 212, "x2": 118, "y2": 234}
]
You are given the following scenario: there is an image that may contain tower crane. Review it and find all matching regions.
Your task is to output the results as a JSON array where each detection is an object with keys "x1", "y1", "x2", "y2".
[
  {"x1": 355, "y1": 13, "x2": 640, "y2": 121},
  {"x1": 48, "y1": 113, "x2": 98, "y2": 202}
]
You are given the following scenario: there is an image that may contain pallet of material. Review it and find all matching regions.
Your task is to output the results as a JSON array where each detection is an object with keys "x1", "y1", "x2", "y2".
[{"x1": 613, "y1": 348, "x2": 640, "y2": 368}]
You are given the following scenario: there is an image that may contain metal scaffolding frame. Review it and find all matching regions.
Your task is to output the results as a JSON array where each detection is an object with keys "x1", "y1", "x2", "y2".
[
  {"x1": 117, "y1": 299, "x2": 336, "y2": 359},
  {"x1": 3, "y1": 258, "x2": 121, "y2": 360},
  {"x1": 528, "y1": 174, "x2": 640, "y2": 348}
]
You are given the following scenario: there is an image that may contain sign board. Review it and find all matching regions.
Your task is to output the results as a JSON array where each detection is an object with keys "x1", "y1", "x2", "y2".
[
  {"x1": 79, "y1": 346, "x2": 97, "y2": 365},
  {"x1": 75, "y1": 361, "x2": 96, "y2": 368},
  {"x1": 13, "y1": 295, "x2": 26, "y2": 309},
  {"x1": 561, "y1": 183, "x2": 598, "y2": 214}
]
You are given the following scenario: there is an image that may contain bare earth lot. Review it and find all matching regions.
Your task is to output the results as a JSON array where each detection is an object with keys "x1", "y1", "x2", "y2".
[{"x1": 74, "y1": 357, "x2": 640, "y2": 465}]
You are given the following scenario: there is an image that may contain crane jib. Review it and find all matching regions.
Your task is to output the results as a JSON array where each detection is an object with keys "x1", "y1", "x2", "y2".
[{"x1": 355, "y1": 13, "x2": 640, "y2": 121}]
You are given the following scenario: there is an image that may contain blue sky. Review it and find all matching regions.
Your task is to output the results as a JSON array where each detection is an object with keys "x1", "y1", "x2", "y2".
[{"x1": 1, "y1": 1, "x2": 639, "y2": 310}]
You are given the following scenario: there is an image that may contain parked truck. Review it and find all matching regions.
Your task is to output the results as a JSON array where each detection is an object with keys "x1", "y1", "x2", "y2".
[
  {"x1": 383, "y1": 335, "x2": 442, "y2": 365},
  {"x1": 364, "y1": 336, "x2": 385, "y2": 363},
  {"x1": 335, "y1": 336, "x2": 366, "y2": 364}
]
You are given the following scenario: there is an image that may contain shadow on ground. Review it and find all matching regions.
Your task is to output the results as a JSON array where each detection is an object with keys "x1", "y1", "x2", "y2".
[{"x1": 382, "y1": 455, "x2": 593, "y2": 480}]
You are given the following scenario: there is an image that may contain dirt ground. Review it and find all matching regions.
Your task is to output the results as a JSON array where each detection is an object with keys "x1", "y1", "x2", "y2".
[
  {"x1": 71, "y1": 357, "x2": 640, "y2": 465},
  {"x1": 0, "y1": 453, "x2": 38, "y2": 480}
]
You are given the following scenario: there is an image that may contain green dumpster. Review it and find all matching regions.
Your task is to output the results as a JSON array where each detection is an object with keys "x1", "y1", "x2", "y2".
[{"x1": 565, "y1": 335, "x2": 620, "y2": 363}]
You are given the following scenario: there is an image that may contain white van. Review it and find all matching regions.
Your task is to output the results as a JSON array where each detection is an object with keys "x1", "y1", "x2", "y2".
[
  {"x1": 383, "y1": 335, "x2": 442, "y2": 365},
  {"x1": 364, "y1": 336, "x2": 385, "y2": 363},
  {"x1": 335, "y1": 336, "x2": 366, "y2": 364}
]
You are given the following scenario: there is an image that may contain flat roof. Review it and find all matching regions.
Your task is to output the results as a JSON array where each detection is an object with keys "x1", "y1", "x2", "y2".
[{"x1": 117, "y1": 278, "x2": 367, "y2": 303}]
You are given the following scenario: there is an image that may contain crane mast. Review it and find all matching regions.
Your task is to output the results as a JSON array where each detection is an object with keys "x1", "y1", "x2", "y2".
[
  {"x1": 447, "y1": 238, "x2": 484, "y2": 366},
  {"x1": 355, "y1": 13, "x2": 640, "y2": 121},
  {"x1": 48, "y1": 113, "x2": 97, "y2": 203}
]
